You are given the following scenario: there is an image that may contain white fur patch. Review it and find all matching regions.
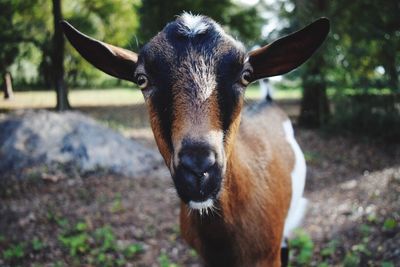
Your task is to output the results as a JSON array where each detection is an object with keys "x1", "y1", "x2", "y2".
[
  {"x1": 179, "y1": 12, "x2": 209, "y2": 37},
  {"x1": 186, "y1": 52, "x2": 216, "y2": 102},
  {"x1": 259, "y1": 79, "x2": 274, "y2": 99},
  {"x1": 282, "y1": 120, "x2": 307, "y2": 237},
  {"x1": 189, "y1": 199, "x2": 215, "y2": 216},
  {"x1": 178, "y1": 12, "x2": 245, "y2": 52}
]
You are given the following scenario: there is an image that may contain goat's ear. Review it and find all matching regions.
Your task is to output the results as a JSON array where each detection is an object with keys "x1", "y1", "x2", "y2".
[
  {"x1": 61, "y1": 21, "x2": 138, "y2": 82},
  {"x1": 248, "y1": 18, "x2": 330, "y2": 81}
]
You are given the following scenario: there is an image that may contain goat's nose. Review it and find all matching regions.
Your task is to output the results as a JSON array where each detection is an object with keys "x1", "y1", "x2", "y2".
[{"x1": 179, "y1": 146, "x2": 216, "y2": 177}]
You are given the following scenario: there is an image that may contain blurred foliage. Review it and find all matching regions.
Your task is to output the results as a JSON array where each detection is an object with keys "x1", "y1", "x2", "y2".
[
  {"x1": 5, "y1": 0, "x2": 398, "y2": 91},
  {"x1": 289, "y1": 229, "x2": 314, "y2": 266},
  {"x1": 62, "y1": 0, "x2": 140, "y2": 87},
  {"x1": 1, "y1": 0, "x2": 139, "y2": 88},
  {"x1": 138, "y1": 0, "x2": 264, "y2": 47},
  {"x1": 265, "y1": 0, "x2": 400, "y2": 92},
  {"x1": 261, "y1": 0, "x2": 400, "y2": 134},
  {"x1": 0, "y1": 0, "x2": 50, "y2": 80},
  {"x1": 3, "y1": 0, "x2": 262, "y2": 89},
  {"x1": 328, "y1": 93, "x2": 400, "y2": 142}
]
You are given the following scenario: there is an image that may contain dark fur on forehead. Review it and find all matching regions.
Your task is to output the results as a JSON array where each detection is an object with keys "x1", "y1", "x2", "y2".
[
  {"x1": 141, "y1": 14, "x2": 245, "y2": 63},
  {"x1": 138, "y1": 14, "x2": 247, "y2": 144}
]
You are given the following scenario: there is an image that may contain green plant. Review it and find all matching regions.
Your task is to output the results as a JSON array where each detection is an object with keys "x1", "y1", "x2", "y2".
[
  {"x1": 381, "y1": 262, "x2": 395, "y2": 267},
  {"x1": 57, "y1": 221, "x2": 143, "y2": 264},
  {"x1": 110, "y1": 193, "x2": 124, "y2": 213},
  {"x1": 352, "y1": 243, "x2": 371, "y2": 256},
  {"x1": 359, "y1": 224, "x2": 371, "y2": 236},
  {"x1": 290, "y1": 229, "x2": 314, "y2": 265},
  {"x1": 59, "y1": 232, "x2": 90, "y2": 256},
  {"x1": 124, "y1": 244, "x2": 143, "y2": 258},
  {"x1": 189, "y1": 249, "x2": 197, "y2": 258},
  {"x1": 303, "y1": 151, "x2": 320, "y2": 163},
  {"x1": 50, "y1": 261, "x2": 65, "y2": 267},
  {"x1": 320, "y1": 239, "x2": 338, "y2": 258},
  {"x1": 32, "y1": 237, "x2": 45, "y2": 251},
  {"x1": 343, "y1": 251, "x2": 360, "y2": 267},
  {"x1": 56, "y1": 217, "x2": 69, "y2": 229},
  {"x1": 158, "y1": 252, "x2": 179, "y2": 267},
  {"x1": 76, "y1": 222, "x2": 88, "y2": 231},
  {"x1": 2, "y1": 242, "x2": 25, "y2": 260},
  {"x1": 94, "y1": 226, "x2": 116, "y2": 252},
  {"x1": 383, "y1": 218, "x2": 397, "y2": 231},
  {"x1": 58, "y1": 222, "x2": 90, "y2": 256},
  {"x1": 366, "y1": 213, "x2": 377, "y2": 223}
]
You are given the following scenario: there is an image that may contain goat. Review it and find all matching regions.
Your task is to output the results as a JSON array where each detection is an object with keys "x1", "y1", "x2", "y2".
[{"x1": 62, "y1": 13, "x2": 329, "y2": 266}]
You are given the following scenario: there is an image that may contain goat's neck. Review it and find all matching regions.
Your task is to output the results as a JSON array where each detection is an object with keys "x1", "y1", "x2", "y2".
[
  {"x1": 181, "y1": 144, "x2": 282, "y2": 266},
  {"x1": 219, "y1": 144, "x2": 254, "y2": 220}
]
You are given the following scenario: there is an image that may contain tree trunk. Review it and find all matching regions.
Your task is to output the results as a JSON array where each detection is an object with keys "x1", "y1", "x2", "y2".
[
  {"x1": 52, "y1": 0, "x2": 70, "y2": 111},
  {"x1": 3, "y1": 72, "x2": 14, "y2": 100},
  {"x1": 385, "y1": 60, "x2": 399, "y2": 92},
  {"x1": 296, "y1": 0, "x2": 330, "y2": 128},
  {"x1": 298, "y1": 54, "x2": 330, "y2": 128}
]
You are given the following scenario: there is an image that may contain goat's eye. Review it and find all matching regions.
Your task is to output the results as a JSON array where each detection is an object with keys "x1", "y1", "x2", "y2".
[
  {"x1": 240, "y1": 70, "x2": 252, "y2": 86},
  {"x1": 136, "y1": 74, "x2": 149, "y2": 89}
]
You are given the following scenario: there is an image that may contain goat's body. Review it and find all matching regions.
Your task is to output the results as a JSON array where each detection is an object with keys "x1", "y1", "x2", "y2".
[
  {"x1": 181, "y1": 102, "x2": 306, "y2": 266},
  {"x1": 62, "y1": 14, "x2": 328, "y2": 266}
]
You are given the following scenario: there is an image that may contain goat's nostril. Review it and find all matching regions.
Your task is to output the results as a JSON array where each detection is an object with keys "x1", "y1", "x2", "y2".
[{"x1": 179, "y1": 148, "x2": 216, "y2": 176}]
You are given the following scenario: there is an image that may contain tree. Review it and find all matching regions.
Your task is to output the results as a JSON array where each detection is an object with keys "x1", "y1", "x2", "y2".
[
  {"x1": 1, "y1": 0, "x2": 140, "y2": 97},
  {"x1": 52, "y1": 0, "x2": 70, "y2": 110},
  {"x1": 268, "y1": 0, "x2": 400, "y2": 128},
  {"x1": 137, "y1": 0, "x2": 264, "y2": 47},
  {"x1": 2, "y1": 73, "x2": 14, "y2": 99},
  {"x1": 258, "y1": 0, "x2": 332, "y2": 127},
  {"x1": 61, "y1": 0, "x2": 140, "y2": 87},
  {"x1": 295, "y1": 0, "x2": 330, "y2": 127},
  {"x1": 0, "y1": 1, "x2": 34, "y2": 99},
  {"x1": 332, "y1": 0, "x2": 400, "y2": 92}
]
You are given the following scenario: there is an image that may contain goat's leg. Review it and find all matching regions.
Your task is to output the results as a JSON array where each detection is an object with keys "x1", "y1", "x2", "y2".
[{"x1": 281, "y1": 238, "x2": 289, "y2": 267}]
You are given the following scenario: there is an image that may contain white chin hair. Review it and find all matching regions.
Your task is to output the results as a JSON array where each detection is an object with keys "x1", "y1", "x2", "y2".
[{"x1": 188, "y1": 199, "x2": 214, "y2": 215}]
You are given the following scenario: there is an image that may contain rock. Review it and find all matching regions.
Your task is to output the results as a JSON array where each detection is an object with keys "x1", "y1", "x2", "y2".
[{"x1": 0, "y1": 110, "x2": 162, "y2": 177}]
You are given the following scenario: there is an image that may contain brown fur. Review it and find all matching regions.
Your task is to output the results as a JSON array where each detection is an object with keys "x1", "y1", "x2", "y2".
[
  {"x1": 180, "y1": 103, "x2": 295, "y2": 266},
  {"x1": 146, "y1": 100, "x2": 172, "y2": 166}
]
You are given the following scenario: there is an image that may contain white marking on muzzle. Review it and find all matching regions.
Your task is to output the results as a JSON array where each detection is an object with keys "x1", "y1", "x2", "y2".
[{"x1": 189, "y1": 199, "x2": 214, "y2": 216}]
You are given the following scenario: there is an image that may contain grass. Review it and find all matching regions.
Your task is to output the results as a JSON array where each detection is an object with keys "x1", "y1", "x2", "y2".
[
  {"x1": 2, "y1": 242, "x2": 26, "y2": 261},
  {"x1": 1, "y1": 221, "x2": 144, "y2": 266},
  {"x1": 0, "y1": 85, "x2": 302, "y2": 110},
  {"x1": 289, "y1": 229, "x2": 314, "y2": 266},
  {"x1": 56, "y1": 221, "x2": 143, "y2": 266},
  {"x1": 0, "y1": 88, "x2": 144, "y2": 109},
  {"x1": 2, "y1": 85, "x2": 393, "y2": 111},
  {"x1": 246, "y1": 84, "x2": 302, "y2": 100},
  {"x1": 158, "y1": 252, "x2": 179, "y2": 267}
]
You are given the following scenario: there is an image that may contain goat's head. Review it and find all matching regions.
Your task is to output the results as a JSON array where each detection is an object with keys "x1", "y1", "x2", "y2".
[{"x1": 62, "y1": 13, "x2": 329, "y2": 211}]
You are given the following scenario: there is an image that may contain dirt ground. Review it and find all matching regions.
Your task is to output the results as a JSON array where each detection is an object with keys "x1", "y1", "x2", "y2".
[{"x1": 0, "y1": 103, "x2": 399, "y2": 266}]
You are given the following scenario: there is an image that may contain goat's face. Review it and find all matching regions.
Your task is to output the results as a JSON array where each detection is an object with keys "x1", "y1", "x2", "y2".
[
  {"x1": 62, "y1": 13, "x2": 329, "y2": 212},
  {"x1": 135, "y1": 14, "x2": 248, "y2": 208}
]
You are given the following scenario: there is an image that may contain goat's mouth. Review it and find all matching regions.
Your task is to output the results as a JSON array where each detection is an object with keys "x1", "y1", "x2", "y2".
[
  {"x1": 188, "y1": 199, "x2": 218, "y2": 215},
  {"x1": 171, "y1": 163, "x2": 223, "y2": 206}
]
